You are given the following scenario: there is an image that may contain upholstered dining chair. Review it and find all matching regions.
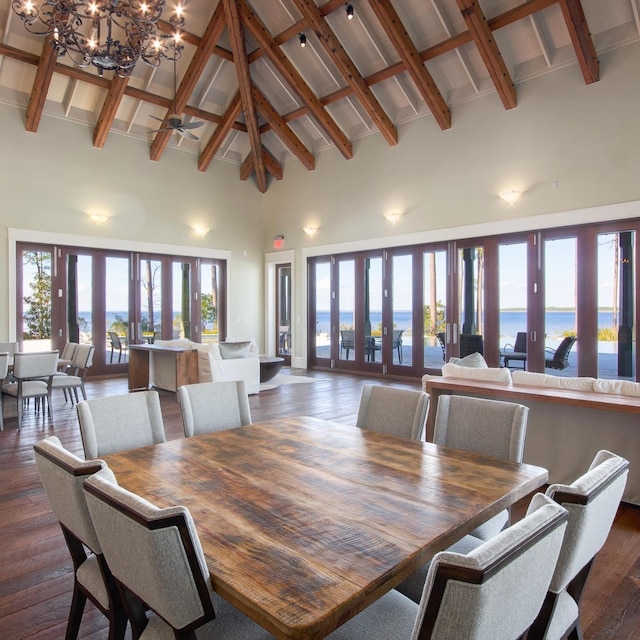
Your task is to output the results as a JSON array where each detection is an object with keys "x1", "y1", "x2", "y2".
[
  {"x1": 0, "y1": 352, "x2": 8, "y2": 431},
  {"x1": 356, "y1": 384, "x2": 429, "y2": 441},
  {"x1": 1, "y1": 350, "x2": 59, "y2": 429},
  {"x1": 178, "y1": 380, "x2": 252, "y2": 438},
  {"x1": 528, "y1": 449, "x2": 629, "y2": 640},
  {"x1": 326, "y1": 493, "x2": 568, "y2": 640},
  {"x1": 77, "y1": 390, "x2": 166, "y2": 459},
  {"x1": 57, "y1": 341, "x2": 78, "y2": 372},
  {"x1": 52, "y1": 344, "x2": 95, "y2": 405},
  {"x1": 83, "y1": 469, "x2": 273, "y2": 640},
  {"x1": 33, "y1": 436, "x2": 127, "y2": 640}
]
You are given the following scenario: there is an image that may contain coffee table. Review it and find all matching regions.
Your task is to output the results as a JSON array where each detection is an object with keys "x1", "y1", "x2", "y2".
[{"x1": 259, "y1": 356, "x2": 284, "y2": 382}]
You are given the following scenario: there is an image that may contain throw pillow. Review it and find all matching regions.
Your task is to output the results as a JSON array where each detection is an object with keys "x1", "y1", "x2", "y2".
[
  {"x1": 448, "y1": 352, "x2": 488, "y2": 368},
  {"x1": 218, "y1": 341, "x2": 252, "y2": 360}
]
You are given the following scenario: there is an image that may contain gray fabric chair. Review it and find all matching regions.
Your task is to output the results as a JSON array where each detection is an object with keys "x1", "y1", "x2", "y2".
[
  {"x1": 396, "y1": 394, "x2": 529, "y2": 603},
  {"x1": 57, "y1": 341, "x2": 79, "y2": 372},
  {"x1": 327, "y1": 493, "x2": 568, "y2": 640},
  {"x1": 1, "y1": 350, "x2": 59, "y2": 429},
  {"x1": 77, "y1": 390, "x2": 166, "y2": 459},
  {"x1": 528, "y1": 450, "x2": 629, "y2": 640},
  {"x1": 356, "y1": 384, "x2": 429, "y2": 441},
  {"x1": 434, "y1": 394, "x2": 529, "y2": 538},
  {"x1": 52, "y1": 344, "x2": 95, "y2": 404},
  {"x1": 33, "y1": 436, "x2": 126, "y2": 640},
  {"x1": 83, "y1": 469, "x2": 273, "y2": 640},
  {"x1": 178, "y1": 380, "x2": 251, "y2": 438}
]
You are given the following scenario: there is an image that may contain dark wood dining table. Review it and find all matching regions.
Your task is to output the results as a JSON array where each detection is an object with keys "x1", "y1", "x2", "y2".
[{"x1": 101, "y1": 416, "x2": 548, "y2": 640}]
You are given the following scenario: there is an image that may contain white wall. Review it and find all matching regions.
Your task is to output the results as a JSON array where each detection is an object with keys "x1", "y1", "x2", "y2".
[
  {"x1": 262, "y1": 42, "x2": 640, "y2": 366},
  {"x1": 0, "y1": 105, "x2": 265, "y2": 345}
]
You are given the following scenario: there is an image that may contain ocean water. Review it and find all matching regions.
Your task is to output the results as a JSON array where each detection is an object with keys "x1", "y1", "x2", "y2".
[{"x1": 316, "y1": 310, "x2": 617, "y2": 339}]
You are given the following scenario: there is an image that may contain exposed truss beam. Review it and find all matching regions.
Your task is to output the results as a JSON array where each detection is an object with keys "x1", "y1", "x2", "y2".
[
  {"x1": 25, "y1": 41, "x2": 57, "y2": 132},
  {"x1": 292, "y1": 0, "x2": 397, "y2": 146},
  {"x1": 558, "y1": 0, "x2": 599, "y2": 83},
  {"x1": 368, "y1": 0, "x2": 451, "y2": 130},
  {"x1": 455, "y1": 0, "x2": 517, "y2": 110},
  {"x1": 263, "y1": 147, "x2": 283, "y2": 181},
  {"x1": 240, "y1": 0, "x2": 353, "y2": 160},
  {"x1": 199, "y1": 91, "x2": 243, "y2": 172},
  {"x1": 93, "y1": 75, "x2": 129, "y2": 148}
]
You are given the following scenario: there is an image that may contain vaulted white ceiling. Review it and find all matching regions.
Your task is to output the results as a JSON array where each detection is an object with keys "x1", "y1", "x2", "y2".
[{"x1": 0, "y1": 0, "x2": 638, "y2": 192}]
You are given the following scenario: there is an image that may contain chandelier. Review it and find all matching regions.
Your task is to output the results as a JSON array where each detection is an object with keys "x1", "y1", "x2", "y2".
[{"x1": 11, "y1": 0, "x2": 186, "y2": 77}]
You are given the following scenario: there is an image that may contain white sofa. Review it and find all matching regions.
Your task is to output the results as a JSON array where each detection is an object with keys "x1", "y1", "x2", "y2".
[
  {"x1": 421, "y1": 364, "x2": 640, "y2": 506},
  {"x1": 151, "y1": 339, "x2": 260, "y2": 395}
]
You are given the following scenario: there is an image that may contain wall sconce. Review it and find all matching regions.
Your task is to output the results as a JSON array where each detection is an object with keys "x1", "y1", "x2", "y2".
[
  {"x1": 384, "y1": 212, "x2": 403, "y2": 224},
  {"x1": 303, "y1": 226, "x2": 317, "y2": 237},
  {"x1": 193, "y1": 226, "x2": 209, "y2": 238},
  {"x1": 88, "y1": 212, "x2": 110, "y2": 225},
  {"x1": 499, "y1": 190, "x2": 523, "y2": 204}
]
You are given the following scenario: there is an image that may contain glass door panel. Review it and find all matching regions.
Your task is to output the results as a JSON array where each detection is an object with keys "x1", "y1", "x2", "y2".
[
  {"x1": 423, "y1": 250, "x2": 447, "y2": 369},
  {"x1": 20, "y1": 248, "x2": 53, "y2": 351},
  {"x1": 365, "y1": 256, "x2": 382, "y2": 363},
  {"x1": 173, "y1": 261, "x2": 192, "y2": 341},
  {"x1": 499, "y1": 242, "x2": 527, "y2": 369},
  {"x1": 106, "y1": 256, "x2": 130, "y2": 365},
  {"x1": 338, "y1": 259, "x2": 356, "y2": 361},
  {"x1": 200, "y1": 261, "x2": 221, "y2": 344},
  {"x1": 140, "y1": 258, "x2": 162, "y2": 340},
  {"x1": 457, "y1": 246, "x2": 484, "y2": 357},
  {"x1": 313, "y1": 261, "x2": 331, "y2": 361},
  {"x1": 75, "y1": 254, "x2": 93, "y2": 345},
  {"x1": 598, "y1": 232, "x2": 635, "y2": 379},
  {"x1": 391, "y1": 254, "x2": 411, "y2": 366},
  {"x1": 544, "y1": 237, "x2": 577, "y2": 375},
  {"x1": 277, "y1": 264, "x2": 292, "y2": 361}
]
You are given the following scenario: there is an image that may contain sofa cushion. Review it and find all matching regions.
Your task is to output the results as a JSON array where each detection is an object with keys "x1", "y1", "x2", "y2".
[
  {"x1": 441, "y1": 363, "x2": 512, "y2": 384},
  {"x1": 219, "y1": 341, "x2": 253, "y2": 360},
  {"x1": 592, "y1": 378, "x2": 640, "y2": 396},
  {"x1": 512, "y1": 371, "x2": 595, "y2": 391},
  {"x1": 448, "y1": 352, "x2": 488, "y2": 368}
]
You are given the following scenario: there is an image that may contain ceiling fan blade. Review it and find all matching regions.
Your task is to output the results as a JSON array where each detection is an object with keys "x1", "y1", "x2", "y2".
[
  {"x1": 179, "y1": 120, "x2": 204, "y2": 130},
  {"x1": 177, "y1": 128, "x2": 199, "y2": 141},
  {"x1": 149, "y1": 126, "x2": 172, "y2": 134},
  {"x1": 149, "y1": 115, "x2": 167, "y2": 122}
]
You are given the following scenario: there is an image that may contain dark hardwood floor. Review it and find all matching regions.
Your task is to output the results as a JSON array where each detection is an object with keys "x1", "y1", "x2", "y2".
[{"x1": 0, "y1": 370, "x2": 638, "y2": 639}]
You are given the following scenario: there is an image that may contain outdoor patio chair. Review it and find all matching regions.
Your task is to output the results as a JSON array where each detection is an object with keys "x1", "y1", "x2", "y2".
[
  {"x1": 436, "y1": 332, "x2": 446, "y2": 361},
  {"x1": 459, "y1": 333, "x2": 484, "y2": 358},
  {"x1": 107, "y1": 331, "x2": 128, "y2": 364},
  {"x1": 501, "y1": 332, "x2": 527, "y2": 369},
  {"x1": 545, "y1": 336, "x2": 577, "y2": 370}
]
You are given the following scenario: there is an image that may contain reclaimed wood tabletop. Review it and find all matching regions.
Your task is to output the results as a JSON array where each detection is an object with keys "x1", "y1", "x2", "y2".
[{"x1": 102, "y1": 416, "x2": 548, "y2": 639}]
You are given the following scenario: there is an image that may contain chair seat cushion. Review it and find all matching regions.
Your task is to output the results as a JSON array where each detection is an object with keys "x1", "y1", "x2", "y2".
[
  {"x1": 51, "y1": 375, "x2": 82, "y2": 388},
  {"x1": 76, "y1": 553, "x2": 110, "y2": 609},
  {"x1": 2, "y1": 380, "x2": 49, "y2": 397}
]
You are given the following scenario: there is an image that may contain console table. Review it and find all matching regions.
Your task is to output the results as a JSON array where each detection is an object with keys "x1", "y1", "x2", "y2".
[{"x1": 128, "y1": 344, "x2": 199, "y2": 394}]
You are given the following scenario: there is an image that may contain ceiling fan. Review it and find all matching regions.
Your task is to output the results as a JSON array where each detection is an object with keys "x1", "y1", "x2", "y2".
[{"x1": 149, "y1": 58, "x2": 204, "y2": 140}]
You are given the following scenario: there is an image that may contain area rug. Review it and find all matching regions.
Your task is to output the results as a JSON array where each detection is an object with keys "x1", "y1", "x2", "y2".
[{"x1": 260, "y1": 373, "x2": 320, "y2": 392}]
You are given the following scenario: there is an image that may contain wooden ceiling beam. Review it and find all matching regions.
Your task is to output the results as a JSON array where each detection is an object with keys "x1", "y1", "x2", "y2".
[
  {"x1": 558, "y1": 0, "x2": 599, "y2": 84},
  {"x1": 252, "y1": 84, "x2": 315, "y2": 171},
  {"x1": 240, "y1": 152, "x2": 254, "y2": 180},
  {"x1": 368, "y1": 0, "x2": 451, "y2": 131},
  {"x1": 198, "y1": 91, "x2": 243, "y2": 172},
  {"x1": 150, "y1": 2, "x2": 227, "y2": 161},
  {"x1": 240, "y1": 0, "x2": 353, "y2": 160},
  {"x1": 222, "y1": 0, "x2": 268, "y2": 194},
  {"x1": 292, "y1": 0, "x2": 398, "y2": 146},
  {"x1": 93, "y1": 75, "x2": 129, "y2": 148},
  {"x1": 263, "y1": 147, "x2": 283, "y2": 181},
  {"x1": 455, "y1": 0, "x2": 517, "y2": 110},
  {"x1": 25, "y1": 41, "x2": 57, "y2": 133}
]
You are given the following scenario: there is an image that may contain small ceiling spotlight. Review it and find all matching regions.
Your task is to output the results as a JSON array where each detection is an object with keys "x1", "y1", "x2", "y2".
[
  {"x1": 303, "y1": 226, "x2": 317, "y2": 237},
  {"x1": 384, "y1": 212, "x2": 403, "y2": 224},
  {"x1": 499, "y1": 190, "x2": 523, "y2": 204},
  {"x1": 345, "y1": 3, "x2": 354, "y2": 20},
  {"x1": 299, "y1": 33, "x2": 307, "y2": 47}
]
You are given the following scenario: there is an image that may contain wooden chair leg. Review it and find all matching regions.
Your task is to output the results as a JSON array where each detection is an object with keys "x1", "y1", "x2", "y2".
[{"x1": 65, "y1": 585, "x2": 87, "y2": 640}]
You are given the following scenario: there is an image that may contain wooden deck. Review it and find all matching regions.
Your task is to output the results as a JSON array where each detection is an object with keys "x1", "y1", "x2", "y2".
[{"x1": 0, "y1": 370, "x2": 638, "y2": 639}]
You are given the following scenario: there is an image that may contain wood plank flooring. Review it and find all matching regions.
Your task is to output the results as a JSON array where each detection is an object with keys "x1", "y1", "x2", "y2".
[{"x1": 0, "y1": 370, "x2": 638, "y2": 639}]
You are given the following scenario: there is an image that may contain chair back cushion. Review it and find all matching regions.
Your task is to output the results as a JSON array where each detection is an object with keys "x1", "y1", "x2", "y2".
[
  {"x1": 415, "y1": 494, "x2": 567, "y2": 640},
  {"x1": 72, "y1": 344, "x2": 95, "y2": 369},
  {"x1": 84, "y1": 471, "x2": 214, "y2": 631},
  {"x1": 12, "y1": 351, "x2": 59, "y2": 378},
  {"x1": 77, "y1": 391, "x2": 166, "y2": 458},
  {"x1": 178, "y1": 381, "x2": 251, "y2": 437},
  {"x1": 442, "y1": 362, "x2": 512, "y2": 384},
  {"x1": 356, "y1": 385, "x2": 429, "y2": 441},
  {"x1": 33, "y1": 436, "x2": 109, "y2": 552},
  {"x1": 0, "y1": 352, "x2": 8, "y2": 379},
  {"x1": 434, "y1": 395, "x2": 528, "y2": 462},
  {"x1": 546, "y1": 450, "x2": 629, "y2": 593}
]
